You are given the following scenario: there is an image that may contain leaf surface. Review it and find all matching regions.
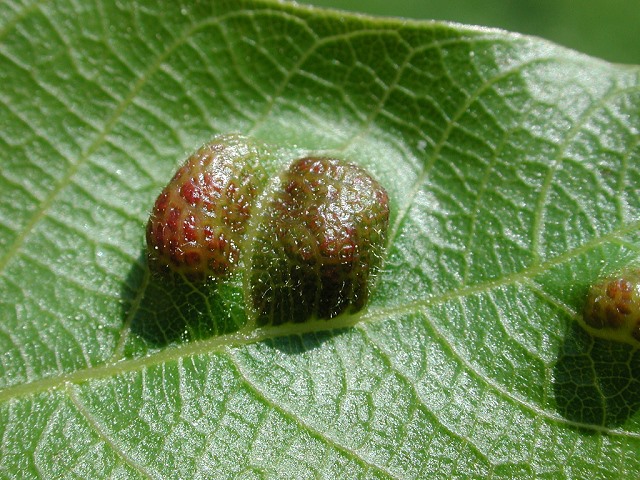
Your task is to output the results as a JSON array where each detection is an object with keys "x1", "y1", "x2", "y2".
[{"x1": 1, "y1": 0, "x2": 639, "y2": 478}]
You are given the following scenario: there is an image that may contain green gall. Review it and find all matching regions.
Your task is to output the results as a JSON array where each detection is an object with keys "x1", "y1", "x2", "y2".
[
  {"x1": 146, "y1": 134, "x2": 268, "y2": 279},
  {"x1": 583, "y1": 270, "x2": 640, "y2": 345},
  {"x1": 250, "y1": 157, "x2": 389, "y2": 325},
  {"x1": 146, "y1": 137, "x2": 390, "y2": 326}
]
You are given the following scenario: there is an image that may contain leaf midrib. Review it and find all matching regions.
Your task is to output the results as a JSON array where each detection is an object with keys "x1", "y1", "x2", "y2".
[{"x1": 2, "y1": 220, "x2": 638, "y2": 421}]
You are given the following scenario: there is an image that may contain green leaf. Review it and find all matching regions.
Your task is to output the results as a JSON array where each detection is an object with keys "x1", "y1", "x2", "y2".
[
  {"x1": 1, "y1": 0, "x2": 639, "y2": 478},
  {"x1": 298, "y1": 0, "x2": 640, "y2": 65}
]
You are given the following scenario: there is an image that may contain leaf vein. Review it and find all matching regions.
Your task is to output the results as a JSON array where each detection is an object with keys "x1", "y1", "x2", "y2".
[
  {"x1": 226, "y1": 347, "x2": 398, "y2": 479},
  {"x1": 66, "y1": 383, "x2": 156, "y2": 480},
  {"x1": 530, "y1": 83, "x2": 640, "y2": 262}
]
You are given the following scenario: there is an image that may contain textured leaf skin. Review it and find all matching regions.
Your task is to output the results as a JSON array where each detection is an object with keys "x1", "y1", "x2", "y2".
[
  {"x1": 0, "y1": 0, "x2": 639, "y2": 478},
  {"x1": 251, "y1": 157, "x2": 389, "y2": 325}
]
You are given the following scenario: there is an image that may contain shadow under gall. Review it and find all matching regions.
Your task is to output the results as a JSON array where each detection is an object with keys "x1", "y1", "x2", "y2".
[
  {"x1": 553, "y1": 321, "x2": 640, "y2": 430},
  {"x1": 120, "y1": 249, "x2": 247, "y2": 349}
]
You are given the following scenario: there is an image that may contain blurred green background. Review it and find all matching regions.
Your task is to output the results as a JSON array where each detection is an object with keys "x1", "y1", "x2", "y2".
[{"x1": 296, "y1": 0, "x2": 640, "y2": 65}]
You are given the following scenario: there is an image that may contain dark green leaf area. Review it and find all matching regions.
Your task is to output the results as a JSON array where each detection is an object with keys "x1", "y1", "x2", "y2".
[
  {"x1": 126, "y1": 265, "x2": 246, "y2": 351},
  {"x1": 554, "y1": 323, "x2": 640, "y2": 427}
]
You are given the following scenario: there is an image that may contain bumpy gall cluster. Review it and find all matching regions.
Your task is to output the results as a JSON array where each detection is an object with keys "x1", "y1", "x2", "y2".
[
  {"x1": 146, "y1": 135, "x2": 266, "y2": 279},
  {"x1": 251, "y1": 157, "x2": 389, "y2": 325},
  {"x1": 146, "y1": 136, "x2": 390, "y2": 325},
  {"x1": 583, "y1": 270, "x2": 640, "y2": 344}
]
